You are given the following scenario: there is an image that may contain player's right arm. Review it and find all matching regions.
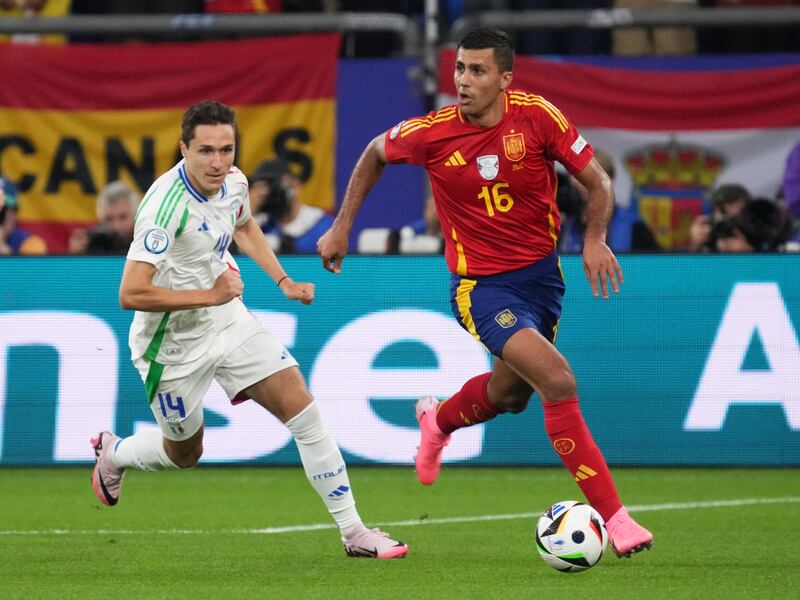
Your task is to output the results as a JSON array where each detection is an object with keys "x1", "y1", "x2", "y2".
[
  {"x1": 120, "y1": 176, "x2": 242, "y2": 312},
  {"x1": 119, "y1": 260, "x2": 242, "y2": 312},
  {"x1": 317, "y1": 133, "x2": 389, "y2": 274}
]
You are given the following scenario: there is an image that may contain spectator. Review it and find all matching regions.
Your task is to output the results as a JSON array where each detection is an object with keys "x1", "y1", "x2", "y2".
[
  {"x1": 689, "y1": 183, "x2": 751, "y2": 252},
  {"x1": 69, "y1": 180, "x2": 139, "y2": 255},
  {"x1": 559, "y1": 149, "x2": 661, "y2": 253},
  {"x1": 249, "y1": 158, "x2": 334, "y2": 254},
  {"x1": 714, "y1": 197, "x2": 792, "y2": 253},
  {"x1": 0, "y1": 177, "x2": 47, "y2": 256}
]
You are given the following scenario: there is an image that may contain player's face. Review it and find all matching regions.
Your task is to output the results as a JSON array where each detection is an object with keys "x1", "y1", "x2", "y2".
[
  {"x1": 180, "y1": 124, "x2": 236, "y2": 196},
  {"x1": 454, "y1": 48, "x2": 512, "y2": 125}
]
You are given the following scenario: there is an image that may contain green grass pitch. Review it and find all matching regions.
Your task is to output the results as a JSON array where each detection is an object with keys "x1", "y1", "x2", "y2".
[{"x1": 1, "y1": 467, "x2": 798, "y2": 599}]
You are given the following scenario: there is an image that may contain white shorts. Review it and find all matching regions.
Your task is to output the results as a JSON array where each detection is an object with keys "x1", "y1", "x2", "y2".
[{"x1": 133, "y1": 328, "x2": 298, "y2": 441}]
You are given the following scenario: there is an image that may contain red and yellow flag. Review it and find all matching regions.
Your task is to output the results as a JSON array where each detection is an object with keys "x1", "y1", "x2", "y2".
[{"x1": 0, "y1": 34, "x2": 340, "y2": 252}]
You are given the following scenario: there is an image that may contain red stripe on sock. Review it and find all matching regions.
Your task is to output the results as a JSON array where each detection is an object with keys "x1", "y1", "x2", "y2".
[
  {"x1": 543, "y1": 397, "x2": 622, "y2": 521},
  {"x1": 435, "y1": 372, "x2": 497, "y2": 435}
]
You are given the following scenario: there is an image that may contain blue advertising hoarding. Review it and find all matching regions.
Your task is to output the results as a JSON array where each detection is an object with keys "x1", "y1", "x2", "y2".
[{"x1": 0, "y1": 255, "x2": 798, "y2": 466}]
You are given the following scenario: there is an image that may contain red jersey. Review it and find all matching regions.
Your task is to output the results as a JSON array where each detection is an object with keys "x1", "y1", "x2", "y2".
[{"x1": 384, "y1": 89, "x2": 593, "y2": 276}]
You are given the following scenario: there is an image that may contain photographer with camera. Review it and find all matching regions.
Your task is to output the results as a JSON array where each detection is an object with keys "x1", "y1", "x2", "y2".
[
  {"x1": 0, "y1": 176, "x2": 47, "y2": 256},
  {"x1": 69, "y1": 180, "x2": 139, "y2": 255},
  {"x1": 713, "y1": 197, "x2": 793, "y2": 253},
  {"x1": 249, "y1": 158, "x2": 333, "y2": 254}
]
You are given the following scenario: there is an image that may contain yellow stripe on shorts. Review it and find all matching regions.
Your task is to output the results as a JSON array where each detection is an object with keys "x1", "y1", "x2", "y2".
[{"x1": 455, "y1": 278, "x2": 480, "y2": 342}]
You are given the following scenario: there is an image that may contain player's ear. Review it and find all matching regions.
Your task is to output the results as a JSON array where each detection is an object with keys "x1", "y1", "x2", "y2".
[
  {"x1": 500, "y1": 71, "x2": 513, "y2": 91},
  {"x1": 179, "y1": 140, "x2": 187, "y2": 158}
]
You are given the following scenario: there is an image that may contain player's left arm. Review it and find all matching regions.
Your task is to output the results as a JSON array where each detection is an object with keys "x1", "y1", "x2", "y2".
[
  {"x1": 234, "y1": 216, "x2": 314, "y2": 305},
  {"x1": 573, "y1": 158, "x2": 623, "y2": 299}
]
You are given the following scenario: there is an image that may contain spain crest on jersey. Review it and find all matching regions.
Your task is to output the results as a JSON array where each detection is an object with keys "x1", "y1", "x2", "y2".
[{"x1": 503, "y1": 132, "x2": 526, "y2": 162}]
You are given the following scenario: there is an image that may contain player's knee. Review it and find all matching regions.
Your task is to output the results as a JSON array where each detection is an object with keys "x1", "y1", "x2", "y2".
[
  {"x1": 540, "y1": 369, "x2": 577, "y2": 402},
  {"x1": 492, "y1": 392, "x2": 530, "y2": 413}
]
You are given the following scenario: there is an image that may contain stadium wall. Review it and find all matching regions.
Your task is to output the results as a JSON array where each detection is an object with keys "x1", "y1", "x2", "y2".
[{"x1": 1, "y1": 255, "x2": 798, "y2": 467}]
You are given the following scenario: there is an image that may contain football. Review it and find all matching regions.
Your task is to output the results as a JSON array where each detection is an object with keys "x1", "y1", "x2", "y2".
[{"x1": 535, "y1": 501, "x2": 608, "y2": 573}]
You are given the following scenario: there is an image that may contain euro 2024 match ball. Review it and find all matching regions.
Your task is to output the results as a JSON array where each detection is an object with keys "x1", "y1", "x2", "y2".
[{"x1": 535, "y1": 501, "x2": 608, "y2": 573}]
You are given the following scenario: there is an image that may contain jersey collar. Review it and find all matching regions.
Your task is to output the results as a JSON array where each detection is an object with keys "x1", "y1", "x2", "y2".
[{"x1": 178, "y1": 162, "x2": 227, "y2": 204}]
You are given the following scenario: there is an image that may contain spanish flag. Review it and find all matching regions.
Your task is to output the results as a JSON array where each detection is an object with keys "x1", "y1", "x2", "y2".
[{"x1": 0, "y1": 34, "x2": 340, "y2": 252}]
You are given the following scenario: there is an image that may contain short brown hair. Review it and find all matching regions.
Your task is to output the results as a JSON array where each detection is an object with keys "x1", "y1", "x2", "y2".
[{"x1": 181, "y1": 100, "x2": 237, "y2": 146}]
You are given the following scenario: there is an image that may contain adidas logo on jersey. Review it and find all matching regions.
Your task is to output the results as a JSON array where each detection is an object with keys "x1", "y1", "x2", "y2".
[{"x1": 444, "y1": 150, "x2": 467, "y2": 167}]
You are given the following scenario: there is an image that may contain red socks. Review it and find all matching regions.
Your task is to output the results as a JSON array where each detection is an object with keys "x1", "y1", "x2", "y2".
[
  {"x1": 542, "y1": 397, "x2": 622, "y2": 521},
  {"x1": 435, "y1": 372, "x2": 498, "y2": 435},
  {"x1": 435, "y1": 379, "x2": 622, "y2": 522}
]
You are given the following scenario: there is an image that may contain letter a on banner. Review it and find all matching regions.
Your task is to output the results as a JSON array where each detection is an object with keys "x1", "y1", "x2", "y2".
[{"x1": 685, "y1": 283, "x2": 800, "y2": 431}]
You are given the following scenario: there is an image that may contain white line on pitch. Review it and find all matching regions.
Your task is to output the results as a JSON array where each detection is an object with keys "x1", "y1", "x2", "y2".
[{"x1": 1, "y1": 496, "x2": 798, "y2": 536}]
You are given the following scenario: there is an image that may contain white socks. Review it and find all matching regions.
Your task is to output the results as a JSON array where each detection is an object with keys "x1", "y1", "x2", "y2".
[
  {"x1": 108, "y1": 403, "x2": 363, "y2": 538},
  {"x1": 286, "y1": 401, "x2": 362, "y2": 537},
  {"x1": 111, "y1": 428, "x2": 178, "y2": 472}
]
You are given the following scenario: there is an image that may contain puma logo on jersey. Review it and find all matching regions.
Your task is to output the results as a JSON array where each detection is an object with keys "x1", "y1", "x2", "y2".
[{"x1": 444, "y1": 150, "x2": 467, "y2": 167}]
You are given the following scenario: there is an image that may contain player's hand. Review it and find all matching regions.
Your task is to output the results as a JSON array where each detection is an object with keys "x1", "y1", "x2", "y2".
[
  {"x1": 211, "y1": 269, "x2": 243, "y2": 305},
  {"x1": 279, "y1": 278, "x2": 315, "y2": 305},
  {"x1": 582, "y1": 237, "x2": 623, "y2": 299},
  {"x1": 317, "y1": 226, "x2": 349, "y2": 274}
]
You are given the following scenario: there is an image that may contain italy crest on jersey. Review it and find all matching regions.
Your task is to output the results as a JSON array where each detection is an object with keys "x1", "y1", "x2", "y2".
[
  {"x1": 503, "y1": 132, "x2": 526, "y2": 162},
  {"x1": 477, "y1": 155, "x2": 499, "y2": 180}
]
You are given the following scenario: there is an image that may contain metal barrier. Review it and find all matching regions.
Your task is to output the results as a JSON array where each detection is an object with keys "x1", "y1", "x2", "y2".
[
  {"x1": 0, "y1": 12, "x2": 422, "y2": 57},
  {"x1": 450, "y1": 7, "x2": 800, "y2": 42},
  {"x1": 1, "y1": 8, "x2": 799, "y2": 55}
]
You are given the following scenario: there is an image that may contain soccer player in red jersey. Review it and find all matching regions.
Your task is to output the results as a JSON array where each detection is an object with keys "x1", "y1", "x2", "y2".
[{"x1": 318, "y1": 27, "x2": 653, "y2": 557}]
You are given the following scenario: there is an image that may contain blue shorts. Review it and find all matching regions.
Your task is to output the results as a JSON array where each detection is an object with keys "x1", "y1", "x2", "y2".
[{"x1": 449, "y1": 252, "x2": 565, "y2": 358}]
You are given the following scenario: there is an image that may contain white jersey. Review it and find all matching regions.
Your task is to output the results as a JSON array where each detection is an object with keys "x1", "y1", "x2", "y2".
[{"x1": 127, "y1": 160, "x2": 253, "y2": 365}]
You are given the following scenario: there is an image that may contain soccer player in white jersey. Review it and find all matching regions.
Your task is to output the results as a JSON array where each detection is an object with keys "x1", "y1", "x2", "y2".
[{"x1": 90, "y1": 100, "x2": 408, "y2": 560}]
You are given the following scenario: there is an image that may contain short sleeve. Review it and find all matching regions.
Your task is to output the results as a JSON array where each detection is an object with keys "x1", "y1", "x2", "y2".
[
  {"x1": 536, "y1": 100, "x2": 594, "y2": 175},
  {"x1": 384, "y1": 114, "x2": 434, "y2": 167},
  {"x1": 126, "y1": 182, "x2": 183, "y2": 266}
]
